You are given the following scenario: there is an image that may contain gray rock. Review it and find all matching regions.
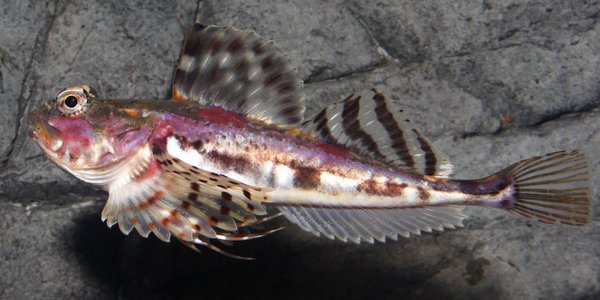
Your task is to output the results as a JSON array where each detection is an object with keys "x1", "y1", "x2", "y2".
[
  {"x1": 0, "y1": 199, "x2": 119, "y2": 300},
  {"x1": 0, "y1": 0, "x2": 598, "y2": 299}
]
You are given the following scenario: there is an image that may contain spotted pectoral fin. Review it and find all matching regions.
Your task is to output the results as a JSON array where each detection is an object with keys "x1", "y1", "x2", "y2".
[
  {"x1": 171, "y1": 24, "x2": 305, "y2": 127},
  {"x1": 303, "y1": 89, "x2": 452, "y2": 177},
  {"x1": 101, "y1": 146, "x2": 279, "y2": 258},
  {"x1": 154, "y1": 152, "x2": 271, "y2": 228},
  {"x1": 278, "y1": 206, "x2": 465, "y2": 244}
]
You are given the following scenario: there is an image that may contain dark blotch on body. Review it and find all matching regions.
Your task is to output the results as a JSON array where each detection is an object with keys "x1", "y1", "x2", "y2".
[
  {"x1": 294, "y1": 167, "x2": 321, "y2": 189},
  {"x1": 417, "y1": 186, "x2": 430, "y2": 202}
]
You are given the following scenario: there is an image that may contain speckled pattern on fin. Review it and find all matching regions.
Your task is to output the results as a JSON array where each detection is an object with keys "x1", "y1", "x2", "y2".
[
  {"x1": 303, "y1": 89, "x2": 452, "y2": 177},
  {"x1": 278, "y1": 206, "x2": 465, "y2": 244},
  {"x1": 100, "y1": 144, "x2": 280, "y2": 258},
  {"x1": 172, "y1": 24, "x2": 305, "y2": 127},
  {"x1": 154, "y1": 150, "x2": 271, "y2": 229}
]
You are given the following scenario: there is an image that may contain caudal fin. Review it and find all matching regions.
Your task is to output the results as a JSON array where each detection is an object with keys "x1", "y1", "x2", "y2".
[{"x1": 499, "y1": 150, "x2": 592, "y2": 225}]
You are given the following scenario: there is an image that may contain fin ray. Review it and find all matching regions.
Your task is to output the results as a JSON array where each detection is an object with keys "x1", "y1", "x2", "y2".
[
  {"x1": 278, "y1": 206, "x2": 465, "y2": 243},
  {"x1": 172, "y1": 24, "x2": 305, "y2": 126},
  {"x1": 499, "y1": 150, "x2": 591, "y2": 225},
  {"x1": 303, "y1": 89, "x2": 452, "y2": 176}
]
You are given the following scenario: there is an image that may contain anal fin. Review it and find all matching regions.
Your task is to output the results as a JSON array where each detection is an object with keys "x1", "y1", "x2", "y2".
[{"x1": 278, "y1": 206, "x2": 465, "y2": 244}]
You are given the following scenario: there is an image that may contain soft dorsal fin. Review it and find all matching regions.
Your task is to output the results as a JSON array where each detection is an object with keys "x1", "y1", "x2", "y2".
[
  {"x1": 303, "y1": 89, "x2": 452, "y2": 176},
  {"x1": 171, "y1": 24, "x2": 305, "y2": 127}
]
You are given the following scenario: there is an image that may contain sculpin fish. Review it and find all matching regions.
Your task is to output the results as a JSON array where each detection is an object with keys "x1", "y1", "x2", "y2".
[{"x1": 28, "y1": 24, "x2": 592, "y2": 259}]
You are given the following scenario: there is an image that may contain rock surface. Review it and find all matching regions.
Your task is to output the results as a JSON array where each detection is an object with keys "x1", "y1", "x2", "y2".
[{"x1": 1, "y1": 0, "x2": 599, "y2": 299}]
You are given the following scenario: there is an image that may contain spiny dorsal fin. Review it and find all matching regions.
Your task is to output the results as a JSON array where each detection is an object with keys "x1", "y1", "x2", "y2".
[
  {"x1": 303, "y1": 89, "x2": 452, "y2": 177},
  {"x1": 278, "y1": 206, "x2": 465, "y2": 244},
  {"x1": 171, "y1": 24, "x2": 305, "y2": 127}
]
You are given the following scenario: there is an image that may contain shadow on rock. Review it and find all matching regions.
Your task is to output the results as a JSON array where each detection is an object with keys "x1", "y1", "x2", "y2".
[
  {"x1": 59, "y1": 203, "x2": 501, "y2": 300},
  {"x1": 112, "y1": 226, "x2": 500, "y2": 300},
  {"x1": 62, "y1": 205, "x2": 122, "y2": 295}
]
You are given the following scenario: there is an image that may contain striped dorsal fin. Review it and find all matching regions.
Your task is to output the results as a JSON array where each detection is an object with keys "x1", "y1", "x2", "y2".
[
  {"x1": 171, "y1": 24, "x2": 305, "y2": 127},
  {"x1": 303, "y1": 89, "x2": 452, "y2": 177}
]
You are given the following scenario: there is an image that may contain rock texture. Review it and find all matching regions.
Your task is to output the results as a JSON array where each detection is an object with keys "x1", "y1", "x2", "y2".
[{"x1": 1, "y1": 0, "x2": 599, "y2": 299}]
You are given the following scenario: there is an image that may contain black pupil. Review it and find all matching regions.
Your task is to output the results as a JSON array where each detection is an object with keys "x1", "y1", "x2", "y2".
[{"x1": 64, "y1": 96, "x2": 78, "y2": 108}]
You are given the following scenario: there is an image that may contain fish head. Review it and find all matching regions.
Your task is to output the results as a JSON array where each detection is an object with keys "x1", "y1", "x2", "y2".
[{"x1": 28, "y1": 85, "x2": 154, "y2": 178}]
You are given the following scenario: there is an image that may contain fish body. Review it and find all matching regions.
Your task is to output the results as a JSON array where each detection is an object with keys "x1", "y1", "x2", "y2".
[{"x1": 28, "y1": 24, "x2": 592, "y2": 257}]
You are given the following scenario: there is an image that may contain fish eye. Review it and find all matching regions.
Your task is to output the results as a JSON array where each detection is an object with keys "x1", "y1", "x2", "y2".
[
  {"x1": 64, "y1": 96, "x2": 78, "y2": 108},
  {"x1": 56, "y1": 85, "x2": 95, "y2": 116}
]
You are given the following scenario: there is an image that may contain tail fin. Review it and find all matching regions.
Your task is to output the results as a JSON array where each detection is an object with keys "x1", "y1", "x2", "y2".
[{"x1": 499, "y1": 150, "x2": 592, "y2": 225}]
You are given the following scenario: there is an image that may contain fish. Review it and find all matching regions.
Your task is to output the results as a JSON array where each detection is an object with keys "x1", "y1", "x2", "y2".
[{"x1": 28, "y1": 24, "x2": 592, "y2": 259}]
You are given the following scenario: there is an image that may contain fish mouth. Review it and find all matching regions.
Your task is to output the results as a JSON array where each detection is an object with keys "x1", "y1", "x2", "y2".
[{"x1": 28, "y1": 110, "x2": 60, "y2": 151}]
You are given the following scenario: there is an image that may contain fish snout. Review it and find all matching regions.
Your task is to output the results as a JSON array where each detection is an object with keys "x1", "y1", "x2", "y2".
[{"x1": 28, "y1": 110, "x2": 59, "y2": 150}]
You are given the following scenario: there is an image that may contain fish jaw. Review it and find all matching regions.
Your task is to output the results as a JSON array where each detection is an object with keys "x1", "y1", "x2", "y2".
[{"x1": 27, "y1": 86, "x2": 156, "y2": 187}]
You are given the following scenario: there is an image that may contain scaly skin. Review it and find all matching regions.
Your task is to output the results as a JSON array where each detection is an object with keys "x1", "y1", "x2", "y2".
[{"x1": 30, "y1": 88, "x2": 512, "y2": 210}]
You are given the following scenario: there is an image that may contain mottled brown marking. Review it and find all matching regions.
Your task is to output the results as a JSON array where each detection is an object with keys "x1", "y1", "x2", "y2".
[
  {"x1": 209, "y1": 217, "x2": 219, "y2": 225},
  {"x1": 294, "y1": 167, "x2": 321, "y2": 189},
  {"x1": 191, "y1": 182, "x2": 200, "y2": 192},
  {"x1": 208, "y1": 36, "x2": 223, "y2": 53},
  {"x1": 170, "y1": 210, "x2": 179, "y2": 217},
  {"x1": 264, "y1": 72, "x2": 283, "y2": 85},
  {"x1": 191, "y1": 140, "x2": 203, "y2": 150},
  {"x1": 261, "y1": 55, "x2": 274, "y2": 70},
  {"x1": 199, "y1": 179, "x2": 208, "y2": 183},
  {"x1": 228, "y1": 37, "x2": 243, "y2": 53},
  {"x1": 148, "y1": 195, "x2": 159, "y2": 204},
  {"x1": 417, "y1": 186, "x2": 430, "y2": 202},
  {"x1": 188, "y1": 192, "x2": 198, "y2": 202},
  {"x1": 182, "y1": 201, "x2": 192, "y2": 210},
  {"x1": 243, "y1": 190, "x2": 252, "y2": 200},
  {"x1": 147, "y1": 222, "x2": 156, "y2": 229},
  {"x1": 388, "y1": 183, "x2": 408, "y2": 196},
  {"x1": 220, "y1": 206, "x2": 230, "y2": 216},
  {"x1": 217, "y1": 184, "x2": 227, "y2": 189},
  {"x1": 358, "y1": 180, "x2": 407, "y2": 197},
  {"x1": 235, "y1": 59, "x2": 250, "y2": 75},
  {"x1": 130, "y1": 217, "x2": 138, "y2": 225},
  {"x1": 177, "y1": 232, "x2": 187, "y2": 239},
  {"x1": 252, "y1": 42, "x2": 265, "y2": 55},
  {"x1": 161, "y1": 218, "x2": 170, "y2": 227},
  {"x1": 151, "y1": 144, "x2": 164, "y2": 155},
  {"x1": 207, "y1": 151, "x2": 254, "y2": 174},
  {"x1": 222, "y1": 192, "x2": 232, "y2": 201},
  {"x1": 247, "y1": 203, "x2": 255, "y2": 211},
  {"x1": 277, "y1": 81, "x2": 294, "y2": 94},
  {"x1": 192, "y1": 224, "x2": 201, "y2": 231}
]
